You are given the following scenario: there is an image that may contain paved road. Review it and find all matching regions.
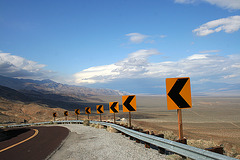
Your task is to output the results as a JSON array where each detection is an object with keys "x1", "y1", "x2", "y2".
[{"x1": 0, "y1": 126, "x2": 69, "y2": 160}]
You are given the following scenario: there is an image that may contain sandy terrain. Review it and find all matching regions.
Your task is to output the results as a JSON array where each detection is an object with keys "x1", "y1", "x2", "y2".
[{"x1": 91, "y1": 95, "x2": 240, "y2": 157}]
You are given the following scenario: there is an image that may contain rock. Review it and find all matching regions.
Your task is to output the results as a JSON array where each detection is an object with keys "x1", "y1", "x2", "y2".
[{"x1": 121, "y1": 118, "x2": 126, "y2": 122}]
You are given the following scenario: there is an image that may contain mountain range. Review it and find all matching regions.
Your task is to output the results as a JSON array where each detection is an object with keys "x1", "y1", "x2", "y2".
[
  {"x1": 0, "y1": 75, "x2": 128, "y2": 97},
  {"x1": 0, "y1": 75, "x2": 129, "y2": 124},
  {"x1": 0, "y1": 75, "x2": 129, "y2": 110}
]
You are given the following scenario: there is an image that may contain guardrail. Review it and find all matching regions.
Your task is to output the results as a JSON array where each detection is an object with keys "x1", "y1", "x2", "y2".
[{"x1": 0, "y1": 120, "x2": 237, "y2": 160}]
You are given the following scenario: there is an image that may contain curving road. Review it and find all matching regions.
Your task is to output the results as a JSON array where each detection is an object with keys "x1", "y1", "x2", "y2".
[{"x1": 0, "y1": 126, "x2": 69, "y2": 160}]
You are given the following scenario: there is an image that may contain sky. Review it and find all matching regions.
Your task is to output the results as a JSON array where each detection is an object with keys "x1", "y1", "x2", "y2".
[{"x1": 0, "y1": 0, "x2": 240, "y2": 96}]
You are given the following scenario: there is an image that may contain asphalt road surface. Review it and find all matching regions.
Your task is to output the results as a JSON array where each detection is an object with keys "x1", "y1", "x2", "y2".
[{"x1": 0, "y1": 126, "x2": 69, "y2": 160}]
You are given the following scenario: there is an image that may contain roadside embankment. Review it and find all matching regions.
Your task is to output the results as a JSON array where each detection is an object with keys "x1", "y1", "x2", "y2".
[{"x1": 49, "y1": 124, "x2": 166, "y2": 160}]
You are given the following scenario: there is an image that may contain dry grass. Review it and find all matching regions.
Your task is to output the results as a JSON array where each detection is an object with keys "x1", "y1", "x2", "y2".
[
  {"x1": 187, "y1": 139, "x2": 217, "y2": 149},
  {"x1": 159, "y1": 130, "x2": 178, "y2": 141},
  {"x1": 83, "y1": 119, "x2": 90, "y2": 126},
  {"x1": 106, "y1": 126, "x2": 119, "y2": 133}
]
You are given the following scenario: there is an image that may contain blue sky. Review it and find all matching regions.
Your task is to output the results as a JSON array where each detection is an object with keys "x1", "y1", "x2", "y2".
[{"x1": 0, "y1": 0, "x2": 240, "y2": 95}]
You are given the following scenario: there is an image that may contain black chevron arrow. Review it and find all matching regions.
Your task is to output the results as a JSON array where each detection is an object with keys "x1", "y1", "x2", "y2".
[
  {"x1": 168, "y1": 78, "x2": 190, "y2": 109},
  {"x1": 75, "y1": 109, "x2": 80, "y2": 114},
  {"x1": 97, "y1": 105, "x2": 103, "y2": 113},
  {"x1": 86, "y1": 107, "x2": 90, "y2": 114},
  {"x1": 110, "y1": 102, "x2": 118, "y2": 113},
  {"x1": 123, "y1": 96, "x2": 136, "y2": 111}
]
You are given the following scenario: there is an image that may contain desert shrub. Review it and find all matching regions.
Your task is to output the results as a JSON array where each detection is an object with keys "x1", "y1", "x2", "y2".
[
  {"x1": 90, "y1": 123, "x2": 95, "y2": 127},
  {"x1": 93, "y1": 123, "x2": 104, "y2": 129},
  {"x1": 235, "y1": 155, "x2": 240, "y2": 159},
  {"x1": 83, "y1": 119, "x2": 90, "y2": 126},
  {"x1": 225, "y1": 146, "x2": 238, "y2": 158},
  {"x1": 160, "y1": 130, "x2": 178, "y2": 141},
  {"x1": 106, "y1": 126, "x2": 119, "y2": 133},
  {"x1": 188, "y1": 139, "x2": 217, "y2": 149},
  {"x1": 94, "y1": 123, "x2": 100, "y2": 128},
  {"x1": 120, "y1": 122, "x2": 127, "y2": 126}
]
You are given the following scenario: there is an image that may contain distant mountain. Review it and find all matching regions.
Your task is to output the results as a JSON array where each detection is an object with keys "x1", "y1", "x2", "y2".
[
  {"x1": 0, "y1": 85, "x2": 31, "y2": 102},
  {"x1": 0, "y1": 75, "x2": 130, "y2": 124},
  {"x1": 0, "y1": 75, "x2": 129, "y2": 98}
]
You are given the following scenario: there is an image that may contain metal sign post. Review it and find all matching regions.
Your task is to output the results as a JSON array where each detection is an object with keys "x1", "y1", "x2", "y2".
[
  {"x1": 129, "y1": 112, "x2": 131, "y2": 128},
  {"x1": 177, "y1": 109, "x2": 183, "y2": 140},
  {"x1": 113, "y1": 113, "x2": 116, "y2": 123}
]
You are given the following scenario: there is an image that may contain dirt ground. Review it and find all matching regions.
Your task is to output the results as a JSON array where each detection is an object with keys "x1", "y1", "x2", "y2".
[{"x1": 93, "y1": 95, "x2": 240, "y2": 158}]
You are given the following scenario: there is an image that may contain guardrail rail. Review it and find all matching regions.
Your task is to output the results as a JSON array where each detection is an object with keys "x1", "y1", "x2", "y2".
[{"x1": 0, "y1": 120, "x2": 237, "y2": 160}]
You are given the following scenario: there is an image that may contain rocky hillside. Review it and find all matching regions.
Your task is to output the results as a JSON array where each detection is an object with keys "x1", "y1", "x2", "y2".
[
  {"x1": 0, "y1": 97, "x2": 67, "y2": 124},
  {"x1": 0, "y1": 75, "x2": 129, "y2": 124},
  {"x1": 0, "y1": 84, "x2": 110, "y2": 124},
  {"x1": 0, "y1": 75, "x2": 128, "y2": 98}
]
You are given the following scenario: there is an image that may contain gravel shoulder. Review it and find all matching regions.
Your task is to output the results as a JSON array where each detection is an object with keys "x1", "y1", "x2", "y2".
[{"x1": 48, "y1": 124, "x2": 166, "y2": 160}]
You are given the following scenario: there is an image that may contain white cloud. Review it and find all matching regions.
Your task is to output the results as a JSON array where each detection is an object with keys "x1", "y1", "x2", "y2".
[
  {"x1": 159, "y1": 35, "x2": 167, "y2": 38},
  {"x1": 0, "y1": 52, "x2": 53, "y2": 79},
  {"x1": 125, "y1": 33, "x2": 149, "y2": 43},
  {"x1": 74, "y1": 64, "x2": 119, "y2": 84},
  {"x1": 193, "y1": 15, "x2": 240, "y2": 36},
  {"x1": 175, "y1": 0, "x2": 196, "y2": 4},
  {"x1": 204, "y1": 0, "x2": 240, "y2": 10},
  {"x1": 187, "y1": 54, "x2": 208, "y2": 60},
  {"x1": 232, "y1": 63, "x2": 240, "y2": 68},
  {"x1": 74, "y1": 49, "x2": 161, "y2": 84},
  {"x1": 175, "y1": 0, "x2": 240, "y2": 10},
  {"x1": 199, "y1": 50, "x2": 220, "y2": 53},
  {"x1": 125, "y1": 33, "x2": 167, "y2": 44},
  {"x1": 74, "y1": 50, "x2": 240, "y2": 85}
]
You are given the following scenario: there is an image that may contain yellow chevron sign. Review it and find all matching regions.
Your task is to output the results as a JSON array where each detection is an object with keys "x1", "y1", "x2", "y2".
[
  {"x1": 85, "y1": 107, "x2": 91, "y2": 114},
  {"x1": 64, "y1": 111, "x2": 68, "y2": 116},
  {"x1": 75, "y1": 109, "x2": 80, "y2": 115},
  {"x1": 53, "y1": 112, "x2": 57, "y2": 117},
  {"x1": 96, "y1": 105, "x2": 104, "y2": 114},
  {"x1": 122, "y1": 95, "x2": 136, "y2": 112},
  {"x1": 109, "y1": 102, "x2": 119, "y2": 113},
  {"x1": 166, "y1": 77, "x2": 192, "y2": 110}
]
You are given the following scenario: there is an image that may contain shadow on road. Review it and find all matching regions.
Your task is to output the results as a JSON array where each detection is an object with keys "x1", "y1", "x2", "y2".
[{"x1": 0, "y1": 128, "x2": 31, "y2": 142}]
